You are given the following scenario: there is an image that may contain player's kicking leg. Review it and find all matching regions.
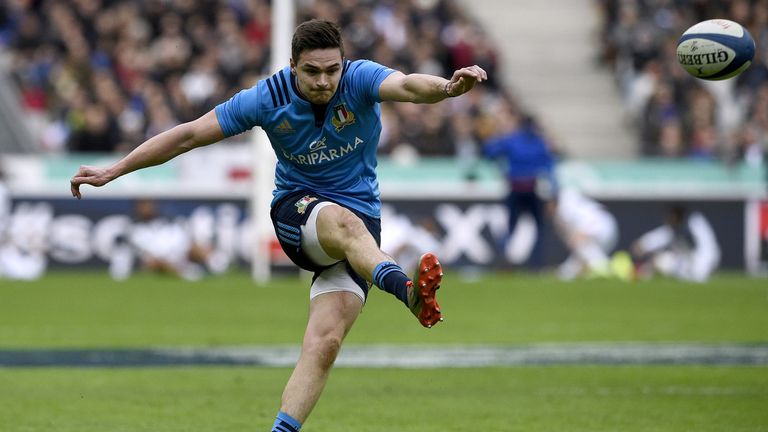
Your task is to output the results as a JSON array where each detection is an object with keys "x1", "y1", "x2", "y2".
[{"x1": 314, "y1": 203, "x2": 444, "y2": 327}]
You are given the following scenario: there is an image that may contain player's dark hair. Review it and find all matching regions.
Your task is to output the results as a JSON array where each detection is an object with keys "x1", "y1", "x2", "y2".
[
  {"x1": 291, "y1": 19, "x2": 344, "y2": 61},
  {"x1": 666, "y1": 204, "x2": 688, "y2": 225}
]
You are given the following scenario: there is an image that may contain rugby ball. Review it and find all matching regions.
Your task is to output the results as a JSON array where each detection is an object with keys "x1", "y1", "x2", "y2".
[{"x1": 676, "y1": 19, "x2": 755, "y2": 80}]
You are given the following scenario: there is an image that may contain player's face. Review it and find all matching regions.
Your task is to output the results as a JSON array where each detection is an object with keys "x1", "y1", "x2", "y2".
[{"x1": 291, "y1": 48, "x2": 343, "y2": 105}]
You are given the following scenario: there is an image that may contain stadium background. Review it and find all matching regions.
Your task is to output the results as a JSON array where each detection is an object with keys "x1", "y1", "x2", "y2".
[
  {"x1": 1, "y1": 2, "x2": 767, "y2": 431},
  {"x1": 0, "y1": 0, "x2": 766, "y2": 275}
]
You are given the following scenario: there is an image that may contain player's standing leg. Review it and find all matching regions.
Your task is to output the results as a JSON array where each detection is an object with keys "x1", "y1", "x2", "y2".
[{"x1": 271, "y1": 291, "x2": 362, "y2": 431}]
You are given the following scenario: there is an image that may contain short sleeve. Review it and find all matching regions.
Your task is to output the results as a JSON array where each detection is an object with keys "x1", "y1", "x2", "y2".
[
  {"x1": 347, "y1": 60, "x2": 396, "y2": 105},
  {"x1": 214, "y1": 85, "x2": 263, "y2": 137}
]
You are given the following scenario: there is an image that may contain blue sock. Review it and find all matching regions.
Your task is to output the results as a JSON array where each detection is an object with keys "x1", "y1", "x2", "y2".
[
  {"x1": 372, "y1": 261, "x2": 410, "y2": 306},
  {"x1": 272, "y1": 411, "x2": 301, "y2": 432}
]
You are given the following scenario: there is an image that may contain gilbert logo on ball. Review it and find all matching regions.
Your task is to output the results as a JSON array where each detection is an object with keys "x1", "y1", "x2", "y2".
[{"x1": 676, "y1": 19, "x2": 755, "y2": 80}]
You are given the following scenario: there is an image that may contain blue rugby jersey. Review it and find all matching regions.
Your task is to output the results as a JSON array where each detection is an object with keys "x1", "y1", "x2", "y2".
[{"x1": 215, "y1": 59, "x2": 395, "y2": 218}]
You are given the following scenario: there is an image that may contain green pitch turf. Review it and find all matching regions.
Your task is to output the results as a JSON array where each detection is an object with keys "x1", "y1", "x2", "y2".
[
  {"x1": 1, "y1": 271, "x2": 766, "y2": 347},
  {"x1": 1, "y1": 366, "x2": 766, "y2": 431},
  {"x1": 1, "y1": 271, "x2": 767, "y2": 431}
]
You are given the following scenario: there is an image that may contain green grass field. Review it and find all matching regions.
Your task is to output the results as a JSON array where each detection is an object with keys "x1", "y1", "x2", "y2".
[{"x1": 1, "y1": 271, "x2": 767, "y2": 431}]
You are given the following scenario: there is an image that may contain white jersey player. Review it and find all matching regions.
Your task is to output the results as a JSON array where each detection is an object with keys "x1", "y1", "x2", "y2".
[
  {"x1": 550, "y1": 188, "x2": 619, "y2": 280},
  {"x1": 0, "y1": 183, "x2": 48, "y2": 281},
  {"x1": 632, "y1": 206, "x2": 720, "y2": 283}
]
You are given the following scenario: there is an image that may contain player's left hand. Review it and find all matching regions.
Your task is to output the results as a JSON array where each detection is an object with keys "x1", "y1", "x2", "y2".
[
  {"x1": 445, "y1": 65, "x2": 487, "y2": 97},
  {"x1": 70, "y1": 165, "x2": 114, "y2": 199}
]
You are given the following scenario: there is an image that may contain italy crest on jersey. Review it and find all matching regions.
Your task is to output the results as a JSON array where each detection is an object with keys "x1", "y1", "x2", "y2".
[
  {"x1": 331, "y1": 103, "x2": 356, "y2": 132},
  {"x1": 295, "y1": 195, "x2": 318, "y2": 214}
]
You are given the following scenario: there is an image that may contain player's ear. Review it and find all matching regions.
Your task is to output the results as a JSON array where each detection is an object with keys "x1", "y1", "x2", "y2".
[{"x1": 290, "y1": 58, "x2": 296, "y2": 74}]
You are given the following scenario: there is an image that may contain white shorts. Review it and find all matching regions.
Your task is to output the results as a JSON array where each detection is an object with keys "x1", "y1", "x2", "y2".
[
  {"x1": 302, "y1": 202, "x2": 366, "y2": 303},
  {"x1": 309, "y1": 261, "x2": 365, "y2": 303}
]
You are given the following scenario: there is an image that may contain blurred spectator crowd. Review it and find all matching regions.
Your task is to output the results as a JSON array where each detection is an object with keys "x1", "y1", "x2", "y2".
[
  {"x1": 596, "y1": 0, "x2": 768, "y2": 164},
  {"x1": 0, "y1": 0, "x2": 517, "y2": 163},
  {"x1": 1, "y1": 0, "x2": 272, "y2": 153}
]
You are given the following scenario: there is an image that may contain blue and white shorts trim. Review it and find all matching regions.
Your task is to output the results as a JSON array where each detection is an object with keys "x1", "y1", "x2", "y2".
[{"x1": 270, "y1": 190, "x2": 381, "y2": 302}]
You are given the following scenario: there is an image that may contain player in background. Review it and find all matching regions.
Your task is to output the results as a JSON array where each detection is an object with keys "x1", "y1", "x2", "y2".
[
  {"x1": 0, "y1": 166, "x2": 8, "y2": 230},
  {"x1": 69, "y1": 19, "x2": 487, "y2": 432},
  {"x1": 0, "y1": 165, "x2": 48, "y2": 281},
  {"x1": 548, "y1": 188, "x2": 622, "y2": 280},
  {"x1": 109, "y1": 199, "x2": 230, "y2": 281},
  {"x1": 631, "y1": 205, "x2": 721, "y2": 283},
  {"x1": 483, "y1": 108, "x2": 557, "y2": 270}
]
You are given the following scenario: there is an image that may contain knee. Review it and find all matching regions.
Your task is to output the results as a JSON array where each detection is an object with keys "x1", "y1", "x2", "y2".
[
  {"x1": 316, "y1": 206, "x2": 372, "y2": 260},
  {"x1": 304, "y1": 332, "x2": 343, "y2": 370}
]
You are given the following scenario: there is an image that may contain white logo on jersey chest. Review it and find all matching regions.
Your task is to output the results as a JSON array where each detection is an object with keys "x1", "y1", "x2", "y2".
[{"x1": 283, "y1": 137, "x2": 366, "y2": 166}]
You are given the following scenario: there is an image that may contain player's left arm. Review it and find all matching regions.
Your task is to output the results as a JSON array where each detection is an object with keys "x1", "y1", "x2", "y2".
[{"x1": 379, "y1": 65, "x2": 487, "y2": 104}]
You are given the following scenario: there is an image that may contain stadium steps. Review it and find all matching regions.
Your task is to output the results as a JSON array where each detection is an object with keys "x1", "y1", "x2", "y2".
[{"x1": 460, "y1": 0, "x2": 636, "y2": 159}]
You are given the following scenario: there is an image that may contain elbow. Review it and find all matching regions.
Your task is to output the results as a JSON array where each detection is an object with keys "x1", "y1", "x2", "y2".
[
  {"x1": 401, "y1": 82, "x2": 436, "y2": 104},
  {"x1": 185, "y1": 112, "x2": 223, "y2": 150},
  {"x1": 181, "y1": 119, "x2": 218, "y2": 152},
  {"x1": 399, "y1": 88, "x2": 421, "y2": 103},
  {"x1": 178, "y1": 140, "x2": 196, "y2": 154},
  {"x1": 175, "y1": 123, "x2": 201, "y2": 154}
]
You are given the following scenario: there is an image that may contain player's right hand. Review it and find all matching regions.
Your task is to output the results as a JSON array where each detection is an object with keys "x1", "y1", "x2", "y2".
[{"x1": 70, "y1": 165, "x2": 112, "y2": 199}]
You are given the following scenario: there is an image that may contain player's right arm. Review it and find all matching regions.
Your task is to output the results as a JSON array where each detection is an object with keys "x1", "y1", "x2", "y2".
[
  {"x1": 632, "y1": 225, "x2": 674, "y2": 256},
  {"x1": 70, "y1": 109, "x2": 225, "y2": 199}
]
